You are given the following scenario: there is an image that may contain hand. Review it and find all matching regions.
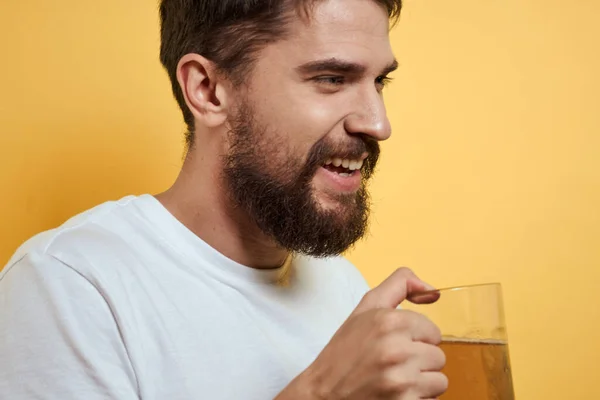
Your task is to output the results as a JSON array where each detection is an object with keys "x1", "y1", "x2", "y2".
[{"x1": 278, "y1": 268, "x2": 447, "y2": 400}]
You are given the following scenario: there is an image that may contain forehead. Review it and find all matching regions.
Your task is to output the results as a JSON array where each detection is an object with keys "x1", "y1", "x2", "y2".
[{"x1": 279, "y1": 0, "x2": 394, "y2": 68}]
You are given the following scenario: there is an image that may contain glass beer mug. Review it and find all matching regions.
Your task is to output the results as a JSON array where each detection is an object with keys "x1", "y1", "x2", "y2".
[{"x1": 404, "y1": 283, "x2": 516, "y2": 400}]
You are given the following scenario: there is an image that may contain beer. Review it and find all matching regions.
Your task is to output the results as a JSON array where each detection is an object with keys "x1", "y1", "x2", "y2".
[{"x1": 439, "y1": 337, "x2": 515, "y2": 400}]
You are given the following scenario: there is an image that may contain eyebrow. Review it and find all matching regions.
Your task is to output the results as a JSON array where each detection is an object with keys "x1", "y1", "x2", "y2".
[{"x1": 296, "y1": 57, "x2": 399, "y2": 76}]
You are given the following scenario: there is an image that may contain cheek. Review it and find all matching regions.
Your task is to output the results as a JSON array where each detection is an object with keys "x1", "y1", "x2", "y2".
[
  {"x1": 264, "y1": 96, "x2": 345, "y2": 155},
  {"x1": 246, "y1": 68, "x2": 346, "y2": 158}
]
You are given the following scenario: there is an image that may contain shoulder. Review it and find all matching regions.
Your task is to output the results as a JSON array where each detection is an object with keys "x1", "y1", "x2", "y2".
[
  {"x1": 2, "y1": 195, "x2": 145, "y2": 282},
  {"x1": 0, "y1": 251, "x2": 139, "y2": 400}
]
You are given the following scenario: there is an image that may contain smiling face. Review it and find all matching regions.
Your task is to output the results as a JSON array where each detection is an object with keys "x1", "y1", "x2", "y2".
[{"x1": 223, "y1": 0, "x2": 396, "y2": 256}]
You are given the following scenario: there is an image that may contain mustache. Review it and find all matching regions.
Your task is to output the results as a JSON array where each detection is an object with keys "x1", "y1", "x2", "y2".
[{"x1": 302, "y1": 136, "x2": 381, "y2": 181}]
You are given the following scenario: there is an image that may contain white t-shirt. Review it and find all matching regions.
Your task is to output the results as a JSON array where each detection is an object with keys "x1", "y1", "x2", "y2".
[{"x1": 0, "y1": 194, "x2": 370, "y2": 400}]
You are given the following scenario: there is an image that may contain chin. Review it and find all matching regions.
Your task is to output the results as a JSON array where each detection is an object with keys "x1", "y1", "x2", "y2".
[{"x1": 314, "y1": 190, "x2": 359, "y2": 213}]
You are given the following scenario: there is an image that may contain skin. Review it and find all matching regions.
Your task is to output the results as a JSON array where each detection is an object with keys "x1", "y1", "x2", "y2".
[{"x1": 156, "y1": 0, "x2": 394, "y2": 269}]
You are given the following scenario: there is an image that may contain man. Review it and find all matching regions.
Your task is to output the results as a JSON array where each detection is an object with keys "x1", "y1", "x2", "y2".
[{"x1": 0, "y1": 0, "x2": 447, "y2": 399}]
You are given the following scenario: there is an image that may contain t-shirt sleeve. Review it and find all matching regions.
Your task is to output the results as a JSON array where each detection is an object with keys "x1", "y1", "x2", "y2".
[{"x1": 0, "y1": 252, "x2": 139, "y2": 399}]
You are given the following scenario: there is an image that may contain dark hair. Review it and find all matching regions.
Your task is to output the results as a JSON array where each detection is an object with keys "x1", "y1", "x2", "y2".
[{"x1": 159, "y1": 0, "x2": 402, "y2": 148}]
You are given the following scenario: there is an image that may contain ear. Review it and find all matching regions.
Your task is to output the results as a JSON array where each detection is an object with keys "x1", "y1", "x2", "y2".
[{"x1": 176, "y1": 53, "x2": 230, "y2": 129}]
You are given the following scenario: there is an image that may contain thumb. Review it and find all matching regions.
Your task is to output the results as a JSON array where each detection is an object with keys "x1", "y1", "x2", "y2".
[{"x1": 353, "y1": 267, "x2": 437, "y2": 315}]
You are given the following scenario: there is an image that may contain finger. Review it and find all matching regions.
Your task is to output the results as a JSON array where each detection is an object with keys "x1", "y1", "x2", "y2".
[
  {"x1": 407, "y1": 289, "x2": 441, "y2": 305},
  {"x1": 372, "y1": 332, "x2": 445, "y2": 370},
  {"x1": 401, "y1": 310, "x2": 442, "y2": 345},
  {"x1": 403, "y1": 271, "x2": 438, "y2": 304},
  {"x1": 412, "y1": 342, "x2": 446, "y2": 372},
  {"x1": 354, "y1": 268, "x2": 436, "y2": 314},
  {"x1": 370, "y1": 310, "x2": 441, "y2": 345},
  {"x1": 417, "y1": 371, "x2": 448, "y2": 399}
]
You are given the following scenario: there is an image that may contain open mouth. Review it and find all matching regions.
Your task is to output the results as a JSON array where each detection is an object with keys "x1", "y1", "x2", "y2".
[{"x1": 322, "y1": 157, "x2": 364, "y2": 177}]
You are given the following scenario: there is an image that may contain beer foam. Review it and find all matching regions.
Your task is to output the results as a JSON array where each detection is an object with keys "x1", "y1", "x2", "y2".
[{"x1": 441, "y1": 336, "x2": 507, "y2": 345}]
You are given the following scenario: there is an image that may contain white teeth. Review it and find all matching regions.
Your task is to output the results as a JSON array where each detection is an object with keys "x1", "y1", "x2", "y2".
[
  {"x1": 347, "y1": 159, "x2": 364, "y2": 171},
  {"x1": 339, "y1": 172, "x2": 351, "y2": 177},
  {"x1": 327, "y1": 157, "x2": 364, "y2": 172}
]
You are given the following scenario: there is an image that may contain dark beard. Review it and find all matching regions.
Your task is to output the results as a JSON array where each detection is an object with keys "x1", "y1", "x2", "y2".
[{"x1": 223, "y1": 103, "x2": 380, "y2": 258}]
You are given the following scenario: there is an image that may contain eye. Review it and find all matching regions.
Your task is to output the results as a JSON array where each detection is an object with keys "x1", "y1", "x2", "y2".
[
  {"x1": 314, "y1": 76, "x2": 345, "y2": 86},
  {"x1": 375, "y1": 75, "x2": 393, "y2": 90}
]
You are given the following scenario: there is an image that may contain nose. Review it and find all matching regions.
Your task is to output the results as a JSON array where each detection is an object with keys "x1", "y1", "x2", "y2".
[{"x1": 343, "y1": 91, "x2": 392, "y2": 141}]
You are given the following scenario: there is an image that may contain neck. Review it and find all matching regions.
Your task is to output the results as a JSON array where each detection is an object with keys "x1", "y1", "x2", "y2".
[{"x1": 155, "y1": 148, "x2": 289, "y2": 270}]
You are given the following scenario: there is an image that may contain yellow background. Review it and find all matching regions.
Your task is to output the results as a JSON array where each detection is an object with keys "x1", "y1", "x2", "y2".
[{"x1": 1, "y1": 1, "x2": 598, "y2": 398}]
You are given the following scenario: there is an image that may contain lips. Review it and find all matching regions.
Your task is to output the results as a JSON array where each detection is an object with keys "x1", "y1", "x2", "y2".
[
  {"x1": 321, "y1": 152, "x2": 369, "y2": 176},
  {"x1": 303, "y1": 137, "x2": 379, "y2": 185},
  {"x1": 316, "y1": 164, "x2": 362, "y2": 193}
]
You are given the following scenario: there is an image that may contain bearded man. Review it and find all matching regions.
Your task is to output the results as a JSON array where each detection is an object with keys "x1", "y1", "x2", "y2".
[{"x1": 0, "y1": 1, "x2": 447, "y2": 399}]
